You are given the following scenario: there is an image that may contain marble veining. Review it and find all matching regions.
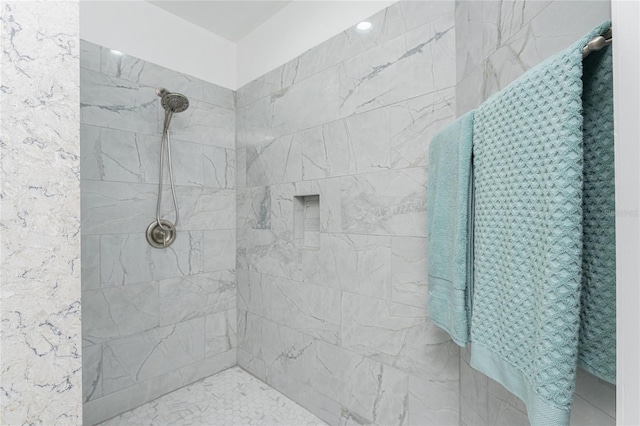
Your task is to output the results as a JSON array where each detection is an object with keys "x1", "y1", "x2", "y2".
[
  {"x1": 99, "y1": 367, "x2": 326, "y2": 426},
  {"x1": 81, "y1": 40, "x2": 237, "y2": 423},
  {"x1": 236, "y1": 2, "x2": 460, "y2": 424},
  {"x1": 1, "y1": 2, "x2": 82, "y2": 424}
]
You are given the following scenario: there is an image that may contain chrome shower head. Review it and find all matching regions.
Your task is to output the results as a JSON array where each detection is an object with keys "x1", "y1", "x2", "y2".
[{"x1": 156, "y1": 87, "x2": 189, "y2": 113}]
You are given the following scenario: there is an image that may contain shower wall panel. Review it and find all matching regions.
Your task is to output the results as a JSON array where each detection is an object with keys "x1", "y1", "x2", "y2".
[
  {"x1": 454, "y1": 1, "x2": 615, "y2": 425},
  {"x1": 235, "y1": 2, "x2": 459, "y2": 424},
  {"x1": 80, "y1": 41, "x2": 237, "y2": 425},
  {"x1": 1, "y1": 2, "x2": 82, "y2": 424}
]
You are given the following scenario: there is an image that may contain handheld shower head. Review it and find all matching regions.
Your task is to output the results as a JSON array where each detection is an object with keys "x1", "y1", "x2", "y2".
[{"x1": 156, "y1": 87, "x2": 189, "y2": 113}]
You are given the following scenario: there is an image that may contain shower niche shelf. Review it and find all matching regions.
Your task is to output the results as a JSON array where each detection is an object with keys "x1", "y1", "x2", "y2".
[{"x1": 294, "y1": 195, "x2": 320, "y2": 249}]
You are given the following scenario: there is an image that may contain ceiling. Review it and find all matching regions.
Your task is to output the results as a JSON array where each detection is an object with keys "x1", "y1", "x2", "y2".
[{"x1": 147, "y1": 1, "x2": 292, "y2": 42}]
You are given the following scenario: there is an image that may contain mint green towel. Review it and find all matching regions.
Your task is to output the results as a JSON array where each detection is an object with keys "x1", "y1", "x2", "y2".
[
  {"x1": 579, "y1": 36, "x2": 616, "y2": 384},
  {"x1": 470, "y1": 21, "x2": 615, "y2": 426},
  {"x1": 426, "y1": 111, "x2": 474, "y2": 347}
]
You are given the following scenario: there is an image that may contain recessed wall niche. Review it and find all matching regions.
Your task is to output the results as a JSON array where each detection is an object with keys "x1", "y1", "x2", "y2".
[{"x1": 294, "y1": 195, "x2": 320, "y2": 249}]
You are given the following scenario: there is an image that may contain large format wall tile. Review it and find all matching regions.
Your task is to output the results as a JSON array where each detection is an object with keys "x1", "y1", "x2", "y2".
[
  {"x1": 1, "y1": 2, "x2": 82, "y2": 423},
  {"x1": 159, "y1": 270, "x2": 236, "y2": 326},
  {"x1": 81, "y1": 40, "x2": 236, "y2": 423},
  {"x1": 102, "y1": 317, "x2": 205, "y2": 395},
  {"x1": 237, "y1": 66, "x2": 340, "y2": 149},
  {"x1": 236, "y1": 3, "x2": 461, "y2": 425},
  {"x1": 100, "y1": 232, "x2": 203, "y2": 286},
  {"x1": 81, "y1": 68, "x2": 158, "y2": 135},
  {"x1": 340, "y1": 167, "x2": 428, "y2": 236},
  {"x1": 301, "y1": 233, "x2": 392, "y2": 298},
  {"x1": 83, "y1": 282, "x2": 160, "y2": 345},
  {"x1": 339, "y1": 13, "x2": 455, "y2": 117}
]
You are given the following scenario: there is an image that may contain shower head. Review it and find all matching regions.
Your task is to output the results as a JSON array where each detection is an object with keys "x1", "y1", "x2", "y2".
[{"x1": 156, "y1": 87, "x2": 189, "y2": 113}]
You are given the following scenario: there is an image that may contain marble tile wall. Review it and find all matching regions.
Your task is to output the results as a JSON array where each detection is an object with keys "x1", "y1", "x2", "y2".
[
  {"x1": 454, "y1": 1, "x2": 616, "y2": 425},
  {"x1": 0, "y1": 2, "x2": 82, "y2": 424},
  {"x1": 80, "y1": 41, "x2": 237, "y2": 425},
  {"x1": 236, "y1": 2, "x2": 459, "y2": 424}
]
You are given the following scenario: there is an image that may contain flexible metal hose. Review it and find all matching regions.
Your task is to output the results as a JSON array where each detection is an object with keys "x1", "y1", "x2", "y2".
[{"x1": 155, "y1": 111, "x2": 179, "y2": 231}]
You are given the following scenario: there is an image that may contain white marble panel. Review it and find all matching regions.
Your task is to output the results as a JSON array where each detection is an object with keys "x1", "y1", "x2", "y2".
[
  {"x1": 158, "y1": 270, "x2": 236, "y2": 326},
  {"x1": 455, "y1": 63, "x2": 486, "y2": 116},
  {"x1": 81, "y1": 124, "x2": 157, "y2": 184},
  {"x1": 82, "y1": 234, "x2": 101, "y2": 291},
  {"x1": 460, "y1": 356, "x2": 489, "y2": 425},
  {"x1": 83, "y1": 181, "x2": 235, "y2": 235},
  {"x1": 265, "y1": 365, "x2": 343, "y2": 426},
  {"x1": 487, "y1": 393, "x2": 529, "y2": 426},
  {"x1": 237, "y1": 66, "x2": 340, "y2": 149},
  {"x1": 389, "y1": 87, "x2": 456, "y2": 169},
  {"x1": 100, "y1": 231, "x2": 203, "y2": 286},
  {"x1": 292, "y1": 2, "x2": 409, "y2": 85},
  {"x1": 82, "y1": 282, "x2": 160, "y2": 345},
  {"x1": 202, "y1": 82, "x2": 235, "y2": 110},
  {"x1": 340, "y1": 167, "x2": 427, "y2": 236},
  {"x1": 339, "y1": 13, "x2": 455, "y2": 117},
  {"x1": 165, "y1": 138, "x2": 204, "y2": 186},
  {"x1": 205, "y1": 309, "x2": 237, "y2": 357},
  {"x1": 237, "y1": 348, "x2": 267, "y2": 382},
  {"x1": 172, "y1": 187, "x2": 236, "y2": 231},
  {"x1": 204, "y1": 229, "x2": 236, "y2": 272},
  {"x1": 164, "y1": 99, "x2": 235, "y2": 148},
  {"x1": 492, "y1": 1, "x2": 608, "y2": 91},
  {"x1": 569, "y1": 395, "x2": 615, "y2": 426},
  {"x1": 85, "y1": 350, "x2": 235, "y2": 425},
  {"x1": 82, "y1": 126, "x2": 205, "y2": 187},
  {"x1": 408, "y1": 374, "x2": 459, "y2": 425},
  {"x1": 246, "y1": 134, "x2": 302, "y2": 187},
  {"x1": 236, "y1": 148, "x2": 247, "y2": 190},
  {"x1": 81, "y1": 39, "x2": 101, "y2": 72},
  {"x1": 83, "y1": 344, "x2": 103, "y2": 403},
  {"x1": 455, "y1": 0, "x2": 486, "y2": 84},
  {"x1": 239, "y1": 272, "x2": 341, "y2": 344},
  {"x1": 341, "y1": 292, "x2": 458, "y2": 381},
  {"x1": 302, "y1": 233, "x2": 392, "y2": 299},
  {"x1": 98, "y1": 43, "x2": 235, "y2": 110},
  {"x1": 300, "y1": 107, "x2": 390, "y2": 180},
  {"x1": 574, "y1": 367, "x2": 616, "y2": 418},
  {"x1": 268, "y1": 183, "x2": 296, "y2": 235},
  {"x1": 1, "y1": 2, "x2": 81, "y2": 423},
  {"x1": 391, "y1": 236, "x2": 428, "y2": 307},
  {"x1": 100, "y1": 47, "x2": 203, "y2": 103},
  {"x1": 81, "y1": 68, "x2": 158, "y2": 135},
  {"x1": 81, "y1": 180, "x2": 156, "y2": 235},
  {"x1": 204, "y1": 146, "x2": 235, "y2": 189},
  {"x1": 237, "y1": 229, "x2": 302, "y2": 281},
  {"x1": 236, "y1": 186, "x2": 271, "y2": 230},
  {"x1": 241, "y1": 312, "x2": 409, "y2": 425},
  {"x1": 102, "y1": 317, "x2": 205, "y2": 395},
  {"x1": 400, "y1": 1, "x2": 455, "y2": 32}
]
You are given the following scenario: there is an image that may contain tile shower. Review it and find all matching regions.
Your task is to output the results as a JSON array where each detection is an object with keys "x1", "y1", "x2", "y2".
[
  {"x1": 80, "y1": 42, "x2": 237, "y2": 425},
  {"x1": 79, "y1": 1, "x2": 616, "y2": 425}
]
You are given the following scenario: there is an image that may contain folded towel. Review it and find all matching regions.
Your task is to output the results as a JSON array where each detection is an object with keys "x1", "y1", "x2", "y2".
[
  {"x1": 579, "y1": 38, "x2": 616, "y2": 384},
  {"x1": 426, "y1": 111, "x2": 474, "y2": 347},
  {"x1": 470, "y1": 21, "x2": 613, "y2": 426}
]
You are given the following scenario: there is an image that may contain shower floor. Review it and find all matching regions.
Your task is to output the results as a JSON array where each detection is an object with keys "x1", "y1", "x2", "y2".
[{"x1": 99, "y1": 367, "x2": 326, "y2": 426}]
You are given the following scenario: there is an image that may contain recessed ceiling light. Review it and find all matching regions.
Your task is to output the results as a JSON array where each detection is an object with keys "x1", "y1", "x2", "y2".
[
  {"x1": 356, "y1": 21, "x2": 372, "y2": 31},
  {"x1": 110, "y1": 49, "x2": 123, "y2": 56}
]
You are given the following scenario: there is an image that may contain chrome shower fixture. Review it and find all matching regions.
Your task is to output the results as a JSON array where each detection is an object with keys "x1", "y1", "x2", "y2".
[
  {"x1": 157, "y1": 87, "x2": 190, "y2": 113},
  {"x1": 146, "y1": 87, "x2": 190, "y2": 249}
]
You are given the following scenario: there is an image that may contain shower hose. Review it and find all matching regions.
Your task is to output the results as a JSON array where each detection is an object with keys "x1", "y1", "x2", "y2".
[{"x1": 155, "y1": 111, "x2": 180, "y2": 231}]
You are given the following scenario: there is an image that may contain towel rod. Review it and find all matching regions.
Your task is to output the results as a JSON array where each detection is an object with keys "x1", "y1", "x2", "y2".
[{"x1": 582, "y1": 28, "x2": 612, "y2": 59}]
